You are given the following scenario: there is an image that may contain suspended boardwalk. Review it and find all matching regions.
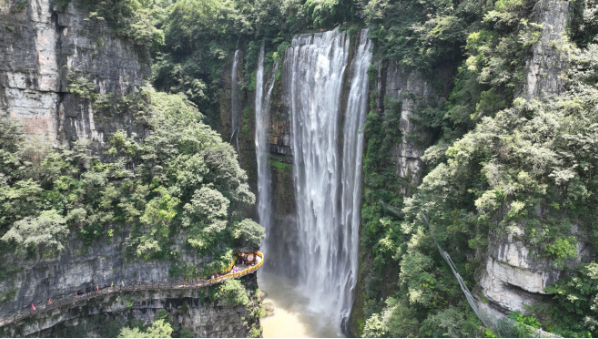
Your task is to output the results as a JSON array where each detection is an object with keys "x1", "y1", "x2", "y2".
[{"x1": 0, "y1": 252, "x2": 264, "y2": 329}]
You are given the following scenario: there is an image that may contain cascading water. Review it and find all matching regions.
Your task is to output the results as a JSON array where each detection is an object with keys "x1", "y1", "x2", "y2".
[
  {"x1": 231, "y1": 50, "x2": 241, "y2": 153},
  {"x1": 283, "y1": 28, "x2": 372, "y2": 332},
  {"x1": 339, "y1": 29, "x2": 373, "y2": 327},
  {"x1": 255, "y1": 44, "x2": 279, "y2": 252}
]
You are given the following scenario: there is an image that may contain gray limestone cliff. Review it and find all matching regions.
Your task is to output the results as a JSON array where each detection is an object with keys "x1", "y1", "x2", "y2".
[
  {"x1": 0, "y1": 0, "x2": 150, "y2": 152},
  {"x1": 0, "y1": 1, "x2": 262, "y2": 336},
  {"x1": 477, "y1": 0, "x2": 595, "y2": 319},
  {"x1": 0, "y1": 226, "x2": 262, "y2": 337},
  {"x1": 348, "y1": 60, "x2": 454, "y2": 336},
  {"x1": 1, "y1": 286, "x2": 261, "y2": 338},
  {"x1": 371, "y1": 61, "x2": 452, "y2": 192}
]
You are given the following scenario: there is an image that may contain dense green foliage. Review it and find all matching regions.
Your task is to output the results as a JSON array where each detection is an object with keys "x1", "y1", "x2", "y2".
[
  {"x1": 144, "y1": 0, "x2": 598, "y2": 336},
  {"x1": 8, "y1": 0, "x2": 598, "y2": 337},
  {"x1": 0, "y1": 83, "x2": 264, "y2": 274},
  {"x1": 215, "y1": 278, "x2": 250, "y2": 306},
  {"x1": 357, "y1": 0, "x2": 598, "y2": 337},
  {"x1": 54, "y1": 0, "x2": 164, "y2": 52},
  {"x1": 118, "y1": 319, "x2": 173, "y2": 338},
  {"x1": 544, "y1": 262, "x2": 598, "y2": 336},
  {"x1": 151, "y1": 0, "x2": 360, "y2": 126}
]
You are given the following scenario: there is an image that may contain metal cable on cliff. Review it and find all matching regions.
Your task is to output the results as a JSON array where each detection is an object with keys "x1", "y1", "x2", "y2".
[
  {"x1": 420, "y1": 213, "x2": 559, "y2": 338},
  {"x1": 420, "y1": 213, "x2": 493, "y2": 329}
]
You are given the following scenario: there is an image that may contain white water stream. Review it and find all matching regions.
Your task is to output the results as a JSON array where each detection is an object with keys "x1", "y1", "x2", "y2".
[
  {"x1": 256, "y1": 44, "x2": 279, "y2": 253},
  {"x1": 282, "y1": 28, "x2": 373, "y2": 333},
  {"x1": 231, "y1": 49, "x2": 241, "y2": 153}
]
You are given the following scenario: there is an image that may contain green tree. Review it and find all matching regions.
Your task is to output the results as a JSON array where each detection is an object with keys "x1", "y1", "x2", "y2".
[
  {"x1": 118, "y1": 319, "x2": 173, "y2": 338},
  {"x1": 1, "y1": 210, "x2": 67, "y2": 253},
  {"x1": 215, "y1": 279, "x2": 249, "y2": 306},
  {"x1": 231, "y1": 219, "x2": 266, "y2": 248}
]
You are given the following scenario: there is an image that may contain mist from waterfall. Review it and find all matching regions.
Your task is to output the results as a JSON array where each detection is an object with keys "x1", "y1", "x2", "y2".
[
  {"x1": 283, "y1": 28, "x2": 372, "y2": 332},
  {"x1": 255, "y1": 44, "x2": 279, "y2": 252},
  {"x1": 231, "y1": 50, "x2": 241, "y2": 152}
]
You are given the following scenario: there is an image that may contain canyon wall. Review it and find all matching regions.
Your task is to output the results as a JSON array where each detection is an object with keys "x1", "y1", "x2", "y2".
[
  {"x1": 1, "y1": 285, "x2": 261, "y2": 338},
  {"x1": 478, "y1": 0, "x2": 596, "y2": 319},
  {"x1": 0, "y1": 1, "x2": 261, "y2": 337},
  {"x1": 0, "y1": 0, "x2": 150, "y2": 153},
  {"x1": 219, "y1": 47, "x2": 296, "y2": 277},
  {"x1": 348, "y1": 60, "x2": 453, "y2": 336},
  {"x1": 348, "y1": 0, "x2": 580, "y2": 334},
  {"x1": 0, "y1": 228, "x2": 262, "y2": 337}
]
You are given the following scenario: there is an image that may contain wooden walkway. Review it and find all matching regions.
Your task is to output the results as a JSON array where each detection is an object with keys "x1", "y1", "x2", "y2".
[{"x1": 0, "y1": 252, "x2": 264, "y2": 329}]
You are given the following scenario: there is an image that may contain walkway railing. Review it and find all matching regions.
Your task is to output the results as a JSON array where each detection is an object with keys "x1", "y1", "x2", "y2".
[{"x1": 0, "y1": 252, "x2": 264, "y2": 329}]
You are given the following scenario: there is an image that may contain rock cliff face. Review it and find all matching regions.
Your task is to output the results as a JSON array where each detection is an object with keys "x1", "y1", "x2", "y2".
[
  {"x1": 477, "y1": 0, "x2": 592, "y2": 319},
  {"x1": 1, "y1": 286, "x2": 260, "y2": 338},
  {"x1": 519, "y1": 0, "x2": 570, "y2": 100},
  {"x1": 0, "y1": 231, "x2": 262, "y2": 337},
  {"x1": 372, "y1": 61, "x2": 452, "y2": 191},
  {"x1": 0, "y1": 1, "x2": 261, "y2": 336},
  {"x1": 347, "y1": 60, "x2": 453, "y2": 336},
  {"x1": 218, "y1": 51, "x2": 296, "y2": 277},
  {"x1": 0, "y1": 0, "x2": 149, "y2": 152},
  {"x1": 0, "y1": 233, "x2": 207, "y2": 320}
]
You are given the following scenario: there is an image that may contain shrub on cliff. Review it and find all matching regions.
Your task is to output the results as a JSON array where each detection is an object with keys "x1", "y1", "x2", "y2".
[
  {"x1": 55, "y1": 0, "x2": 165, "y2": 52},
  {"x1": 118, "y1": 319, "x2": 173, "y2": 338},
  {"x1": 215, "y1": 279, "x2": 249, "y2": 306},
  {"x1": 231, "y1": 219, "x2": 266, "y2": 248},
  {"x1": 1, "y1": 210, "x2": 67, "y2": 253},
  {"x1": 0, "y1": 84, "x2": 264, "y2": 275}
]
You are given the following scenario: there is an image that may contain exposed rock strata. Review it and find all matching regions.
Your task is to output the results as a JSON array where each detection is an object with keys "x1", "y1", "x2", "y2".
[
  {"x1": 478, "y1": 0, "x2": 588, "y2": 317},
  {"x1": 1, "y1": 287, "x2": 260, "y2": 338},
  {"x1": 0, "y1": 233, "x2": 211, "y2": 321},
  {"x1": 0, "y1": 1, "x2": 260, "y2": 336},
  {"x1": 373, "y1": 62, "x2": 452, "y2": 191},
  {"x1": 0, "y1": 0, "x2": 150, "y2": 152}
]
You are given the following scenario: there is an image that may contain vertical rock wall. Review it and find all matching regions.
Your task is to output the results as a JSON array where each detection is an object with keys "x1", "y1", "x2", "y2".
[
  {"x1": 1, "y1": 286, "x2": 261, "y2": 338},
  {"x1": 0, "y1": 233, "x2": 212, "y2": 321},
  {"x1": 0, "y1": 0, "x2": 150, "y2": 151},
  {"x1": 477, "y1": 0, "x2": 594, "y2": 318},
  {"x1": 372, "y1": 61, "x2": 452, "y2": 190},
  {"x1": 0, "y1": 1, "x2": 261, "y2": 336},
  {"x1": 347, "y1": 61, "x2": 453, "y2": 337},
  {"x1": 219, "y1": 49, "x2": 296, "y2": 277}
]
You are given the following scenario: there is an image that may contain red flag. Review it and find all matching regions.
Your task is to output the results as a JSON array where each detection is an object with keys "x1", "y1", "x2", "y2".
[
  {"x1": 32, "y1": 304, "x2": 36, "y2": 311},
  {"x1": 48, "y1": 298, "x2": 51, "y2": 305}
]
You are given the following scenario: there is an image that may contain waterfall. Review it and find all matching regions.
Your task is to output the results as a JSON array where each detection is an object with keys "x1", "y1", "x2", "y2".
[
  {"x1": 231, "y1": 50, "x2": 241, "y2": 152},
  {"x1": 283, "y1": 28, "x2": 372, "y2": 332},
  {"x1": 255, "y1": 44, "x2": 279, "y2": 251},
  {"x1": 339, "y1": 29, "x2": 373, "y2": 328}
]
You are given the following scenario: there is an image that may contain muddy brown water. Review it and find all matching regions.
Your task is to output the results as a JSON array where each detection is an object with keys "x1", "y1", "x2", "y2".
[{"x1": 258, "y1": 271, "x2": 344, "y2": 338}]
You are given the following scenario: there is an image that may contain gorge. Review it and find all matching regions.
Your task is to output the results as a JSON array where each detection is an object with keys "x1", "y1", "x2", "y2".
[{"x1": 3, "y1": 0, "x2": 598, "y2": 337}]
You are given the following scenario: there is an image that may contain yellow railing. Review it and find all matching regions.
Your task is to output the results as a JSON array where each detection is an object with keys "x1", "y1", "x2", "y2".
[
  {"x1": 206, "y1": 252, "x2": 264, "y2": 284},
  {"x1": 221, "y1": 256, "x2": 237, "y2": 274}
]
